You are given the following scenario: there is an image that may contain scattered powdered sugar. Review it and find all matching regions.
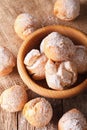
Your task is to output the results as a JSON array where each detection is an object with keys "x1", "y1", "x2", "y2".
[{"x1": 40, "y1": 15, "x2": 59, "y2": 27}]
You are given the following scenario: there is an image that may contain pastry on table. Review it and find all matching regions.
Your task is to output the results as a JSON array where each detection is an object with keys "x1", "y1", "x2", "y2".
[
  {"x1": 0, "y1": 45, "x2": 15, "y2": 77},
  {"x1": 54, "y1": 0, "x2": 80, "y2": 21},
  {"x1": 0, "y1": 85, "x2": 28, "y2": 112},
  {"x1": 23, "y1": 97, "x2": 53, "y2": 128},
  {"x1": 58, "y1": 108, "x2": 87, "y2": 130},
  {"x1": 14, "y1": 13, "x2": 37, "y2": 40}
]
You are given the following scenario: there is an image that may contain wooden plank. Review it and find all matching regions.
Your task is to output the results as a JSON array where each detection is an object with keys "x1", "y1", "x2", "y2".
[
  {"x1": 0, "y1": 108, "x2": 17, "y2": 130},
  {"x1": 62, "y1": 93, "x2": 87, "y2": 117}
]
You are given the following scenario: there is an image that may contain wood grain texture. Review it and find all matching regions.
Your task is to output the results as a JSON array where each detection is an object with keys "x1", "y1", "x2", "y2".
[
  {"x1": 0, "y1": 109, "x2": 17, "y2": 130},
  {"x1": 0, "y1": 0, "x2": 87, "y2": 130}
]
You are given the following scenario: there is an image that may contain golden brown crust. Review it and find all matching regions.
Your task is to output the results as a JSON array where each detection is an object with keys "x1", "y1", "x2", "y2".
[
  {"x1": 45, "y1": 60, "x2": 77, "y2": 90},
  {"x1": 58, "y1": 108, "x2": 87, "y2": 130},
  {"x1": 54, "y1": 0, "x2": 80, "y2": 21},
  {"x1": 24, "y1": 49, "x2": 48, "y2": 80},
  {"x1": 0, "y1": 45, "x2": 16, "y2": 77},
  {"x1": 23, "y1": 97, "x2": 53, "y2": 128},
  {"x1": 42, "y1": 32, "x2": 76, "y2": 62},
  {"x1": 0, "y1": 85, "x2": 28, "y2": 112},
  {"x1": 14, "y1": 13, "x2": 37, "y2": 40}
]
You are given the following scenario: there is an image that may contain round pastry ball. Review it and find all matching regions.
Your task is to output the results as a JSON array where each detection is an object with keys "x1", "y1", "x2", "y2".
[
  {"x1": 14, "y1": 13, "x2": 37, "y2": 40},
  {"x1": 45, "y1": 60, "x2": 77, "y2": 90},
  {"x1": 24, "y1": 49, "x2": 48, "y2": 80},
  {"x1": 58, "y1": 108, "x2": 87, "y2": 130},
  {"x1": 23, "y1": 97, "x2": 53, "y2": 128},
  {"x1": 72, "y1": 45, "x2": 87, "y2": 74},
  {"x1": 54, "y1": 0, "x2": 80, "y2": 21},
  {"x1": 0, "y1": 85, "x2": 28, "y2": 112},
  {"x1": 41, "y1": 32, "x2": 76, "y2": 62},
  {"x1": 0, "y1": 45, "x2": 15, "y2": 77}
]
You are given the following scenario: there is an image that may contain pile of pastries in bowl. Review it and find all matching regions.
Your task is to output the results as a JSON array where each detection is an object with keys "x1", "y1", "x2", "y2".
[{"x1": 24, "y1": 31, "x2": 87, "y2": 91}]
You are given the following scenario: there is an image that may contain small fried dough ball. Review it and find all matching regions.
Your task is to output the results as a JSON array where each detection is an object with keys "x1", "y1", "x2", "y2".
[
  {"x1": 0, "y1": 45, "x2": 15, "y2": 77},
  {"x1": 45, "y1": 60, "x2": 77, "y2": 90},
  {"x1": 54, "y1": 0, "x2": 80, "y2": 21},
  {"x1": 72, "y1": 45, "x2": 87, "y2": 74},
  {"x1": 23, "y1": 97, "x2": 53, "y2": 128},
  {"x1": 24, "y1": 49, "x2": 48, "y2": 80},
  {"x1": 40, "y1": 32, "x2": 76, "y2": 62},
  {"x1": 58, "y1": 108, "x2": 87, "y2": 130},
  {"x1": 14, "y1": 13, "x2": 37, "y2": 40},
  {"x1": 0, "y1": 85, "x2": 28, "y2": 112}
]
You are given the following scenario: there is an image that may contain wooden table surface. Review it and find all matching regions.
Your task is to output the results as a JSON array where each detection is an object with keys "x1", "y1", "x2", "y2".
[{"x1": 0, "y1": 0, "x2": 87, "y2": 130}]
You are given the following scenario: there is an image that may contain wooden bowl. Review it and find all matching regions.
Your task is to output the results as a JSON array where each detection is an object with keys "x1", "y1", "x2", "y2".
[{"x1": 17, "y1": 25, "x2": 87, "y2": 99}]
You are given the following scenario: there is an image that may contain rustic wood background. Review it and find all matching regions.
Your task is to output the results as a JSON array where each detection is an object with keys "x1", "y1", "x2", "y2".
[{"x1": 0, "y1": 0, "x2": 87, "y2": 130}]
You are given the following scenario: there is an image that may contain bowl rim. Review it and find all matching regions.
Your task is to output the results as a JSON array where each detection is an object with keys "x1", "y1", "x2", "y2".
[{"x1": 17, "y1": 25, "x2": 87, "y2": 99}]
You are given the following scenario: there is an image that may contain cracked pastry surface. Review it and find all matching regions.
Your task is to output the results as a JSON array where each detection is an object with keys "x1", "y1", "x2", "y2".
[
  {"x1": 54, "y1": 0, "x2": 80, "y2": 21},
  {"x1": 45, "y1": 60, "x2": 77, "y2": 90},
  {"x1": 40, "y1": 32, "x2": 76, "y2": 62},
  {"x1": 0, "y1": 85, "x2": 28, "y2": 112},
  {"x1": 72, "y1": 45, "x2": 87, "y2": 74},
  {"x1": 58, "y1": 108, "x2": 87, "y2": 130},
  {"x1": 24, "y1": 49, "x2": 48, "y2": 80},
  {"x1": 0, "y1": 45, "x2": 15, "y2": 77},
  {"x1": 14, "y1": 13, "x2": 37, "y2": 40},
  {"x1": 23, "y1": 97, "x2": 53, "y2": 128}
]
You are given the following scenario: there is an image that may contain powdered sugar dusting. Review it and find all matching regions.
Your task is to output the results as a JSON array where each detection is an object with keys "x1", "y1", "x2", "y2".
[
  {"x1": 44, "y1": 32, "x2": 76, "y2": 61},
  {"x1": 54, "y1": 0, "x2": 80, "y2": 21},
  {"x1": 0, "y1": 85, "x2": 28, "y2": 112},
  {"x1": 64, "y1": 0, "x2": 80, "y2": 19},
  {"x1": 23, "y1": 27, "x2": 35, "y2": 36},
  {"x1": 23, "y1": 98, "x2": 53, "y2": 127},
  {"x1": 26, "y1": 53, "x2": 47, "y2": 79},
  {"x1": 72, "y1": 45, "x2": 87, "y2": 73},
  {"x1": 45, "y1": 60, "x2": 77, "y2": 90},
  {"x1": 59, "y1": 109, "x2": 87, "y2": 130},
  {"x1": 15, "y1": 13, "x2": 35, "y2": 29},
  {"x1": 0, "y1": 45, "x2": 15, "y2": 72},
  {"x1": 24, "y1": 49, "x2": 40, "y2": 66}
]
